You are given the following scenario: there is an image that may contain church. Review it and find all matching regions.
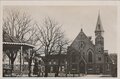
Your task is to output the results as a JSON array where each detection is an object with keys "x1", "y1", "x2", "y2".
[{"x1": 67, "y1": 14, "x2": 113, "y2": 75}]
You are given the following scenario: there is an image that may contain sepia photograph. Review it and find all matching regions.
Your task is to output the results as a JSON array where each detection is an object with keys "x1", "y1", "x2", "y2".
[{"x1": 1, "y1": 1, "x2": 119, "y2": 78}]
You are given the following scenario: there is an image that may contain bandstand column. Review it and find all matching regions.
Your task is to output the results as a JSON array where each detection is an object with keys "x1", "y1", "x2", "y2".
[{"x1": 20, "y1": 46, "x2": 23, "y2": 75}]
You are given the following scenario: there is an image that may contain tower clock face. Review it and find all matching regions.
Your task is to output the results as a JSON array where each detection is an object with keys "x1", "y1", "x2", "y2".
[{"x1": 79, "y1": 41, "x2": 85, "y2": 50}]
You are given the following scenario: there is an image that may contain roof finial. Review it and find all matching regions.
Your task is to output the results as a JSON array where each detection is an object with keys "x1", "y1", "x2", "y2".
[{"x1": 81, "y1": 28, "x2": 83, "y2": 32}]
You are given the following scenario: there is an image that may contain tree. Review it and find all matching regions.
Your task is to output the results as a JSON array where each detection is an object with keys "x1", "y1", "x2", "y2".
[
  {"x1": 54, "y1": 39, "x2": 69, "y2": 77},
  {"x1": 3, "y1": 9, "x2": 38, "y2": 76},
  {"x1": 36, "y1": 17, "x2": 69, "y2": 77},
  {"x1": 4, "y1": 49, "x2": 18, "y2": 74},
  {"x1": 3, "y1": 10, "x2": 33, "y2": 41},
  {"x1": 109, "y1": 53, "x2": 117, "y2": 77},
  {"x1": 33, "y1": 58, "x2": 39, "y2": 75},
  {"x1": 23, "y1": 49, "x2": 36, "y2": 77}
]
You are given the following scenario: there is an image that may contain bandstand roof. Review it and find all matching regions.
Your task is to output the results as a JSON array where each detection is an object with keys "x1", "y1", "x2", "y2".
[{"x1": 3, "y1": 31, "x2": 34, "y2": 48}]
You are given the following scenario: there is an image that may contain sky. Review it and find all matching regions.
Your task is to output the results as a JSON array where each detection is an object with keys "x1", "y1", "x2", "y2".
[{"x1": 3, "y1": 6, "x2": 117, "y2": 54}]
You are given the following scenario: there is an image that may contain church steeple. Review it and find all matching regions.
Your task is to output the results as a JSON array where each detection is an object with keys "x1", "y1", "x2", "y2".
[
  {"x1": 95, "y1": 12, "x2": 104, "y2": 53},
  {"x1": 95, "y1": 12, "x2": 104, "y2": 37}
]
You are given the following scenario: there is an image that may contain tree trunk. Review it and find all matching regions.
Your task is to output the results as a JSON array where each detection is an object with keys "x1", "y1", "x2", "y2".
[
  {"x1": 11, "y1": 60, "x2": 14, "y2": 71},
  {"x1": 55, "y1": 47, "x2": 62, "y2": 77},
  {"x1": 55, "y1": 66, "x2": 59, "y2": 77},
  {"x1": 44, "y1": 62, "x2": 48, "y2": 77},
  {"x1": 10, "y1": 60, "x2": 14, "y2": 76},
  {"x1": 33, "y1": 59, "x2": 38, "y2": 75},
  {"x1": 44, "y1": 55, "x2": 49, "y2": 77}
]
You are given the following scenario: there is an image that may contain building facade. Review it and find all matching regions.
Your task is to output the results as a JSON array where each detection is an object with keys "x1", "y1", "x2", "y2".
[{"x1": 67, "y1": 14, "x2": 113, "y2": 75}]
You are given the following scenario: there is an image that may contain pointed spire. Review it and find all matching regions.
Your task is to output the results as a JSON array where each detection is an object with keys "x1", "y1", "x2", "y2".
[{"x1": 95, "y1": 11, "x2": 104, "y2": 32}]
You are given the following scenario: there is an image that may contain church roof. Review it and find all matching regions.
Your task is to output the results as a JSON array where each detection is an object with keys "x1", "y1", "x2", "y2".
[
  {"x1": 95, "y1": 13, "x2": 104, "y2": 32},
  {"x1": 70, "y1": 28, "x2": 95, "y2": 51}
]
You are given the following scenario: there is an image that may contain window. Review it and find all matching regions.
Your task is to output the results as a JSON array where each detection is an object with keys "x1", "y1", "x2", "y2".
[
  {"x1": 107, "y1": 64, "x2": 110, "y2": 70},
  {"x1": 62, "y1": 66, "x2": 65, "y2": 71},
  {"x1": 53, "y1": 61, "x2": 56, "y2": 64},
  {"x1": 99, "y1": 48, "x2": 101, "y2": 53},
  {"x1": 79, "y1": 41, "x2": 85, "y2": 49},
  {"x1": 50, "y1": 66, "x2": 53, "y2": 72},
  {"x1": 81, "y1": 43, "x2": 83, "y2": 47},
  {"x1": 98, "y1": 57, "x2": 101, "y2": 61},
  {"x1": 88, "y1": 51, "x2": 92, "y2": 62},
  {"x1": 72, "y1": 55, "x2": 76, "y2": 62},
  {"x1": 72, "y1": 64, "x2": 77, "y2": 70},
  {"x1": 49, "y1": 62, "x2": 51, "y2": 65}
]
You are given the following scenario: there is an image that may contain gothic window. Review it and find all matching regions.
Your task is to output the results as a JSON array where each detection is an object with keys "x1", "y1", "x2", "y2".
[
  {"x1": 79, "y1": 41, "x2": 85, "y2": 49},
  {"x1": 88, "y1": 51, "x2": 92, "y2": 62},
  {"x1": 72, "y1": 55, "x2": 76, "y2": 62}
]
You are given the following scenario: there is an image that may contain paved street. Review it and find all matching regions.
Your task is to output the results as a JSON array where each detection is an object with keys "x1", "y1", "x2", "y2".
[
  {"x1": 83, "y1": 74, "x2": 112, "y2": 77},
  {"x1": 6, "y1": 73, "x2": 112, "y2": 77},
  {"x1": 31, "y1": 73, "x2": 112, "y2": 77}
]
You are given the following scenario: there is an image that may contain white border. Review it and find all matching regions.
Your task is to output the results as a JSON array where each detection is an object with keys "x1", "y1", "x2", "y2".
[{"x1": 0, "y1": 1, "x2": 120, "y2": 79}]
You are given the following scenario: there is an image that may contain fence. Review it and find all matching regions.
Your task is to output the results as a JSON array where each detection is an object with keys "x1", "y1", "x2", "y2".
[{"x1": 3, "y1": 64, "x2": 34, "y2": 77}]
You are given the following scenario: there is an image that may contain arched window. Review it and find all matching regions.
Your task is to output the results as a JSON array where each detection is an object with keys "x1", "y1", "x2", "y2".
[{"x1": 88, "y1": 51, "x2": 92, "y2": 62}]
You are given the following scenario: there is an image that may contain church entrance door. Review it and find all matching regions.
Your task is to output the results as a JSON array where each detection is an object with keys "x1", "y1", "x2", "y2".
[
  {"x1": 79, "y1": 61, "x2": 85, "y2": 74},
  {"x1": 99, "y1": 65, "x2": 103, "y2": 73}
]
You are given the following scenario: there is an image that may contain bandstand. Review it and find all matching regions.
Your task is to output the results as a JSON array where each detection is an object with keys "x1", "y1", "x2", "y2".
[{"x1": 3, "y1": 31, "x2": 34, "y2": 77}]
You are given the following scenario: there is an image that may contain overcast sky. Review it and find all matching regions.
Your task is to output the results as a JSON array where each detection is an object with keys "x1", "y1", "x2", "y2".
[{"x1": 3, "y1": 6, "x2": 117, "y2": 54}]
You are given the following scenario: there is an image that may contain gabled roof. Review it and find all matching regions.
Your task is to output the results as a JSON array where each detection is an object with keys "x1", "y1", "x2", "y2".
[{"x1": 70, "y1": 28, "x2": 94, "y2": 51}]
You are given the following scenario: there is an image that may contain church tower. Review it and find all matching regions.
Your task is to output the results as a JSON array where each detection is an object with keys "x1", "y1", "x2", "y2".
[{"x1": 95, "y1": 13, "x2": 104, "y2": 53}]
